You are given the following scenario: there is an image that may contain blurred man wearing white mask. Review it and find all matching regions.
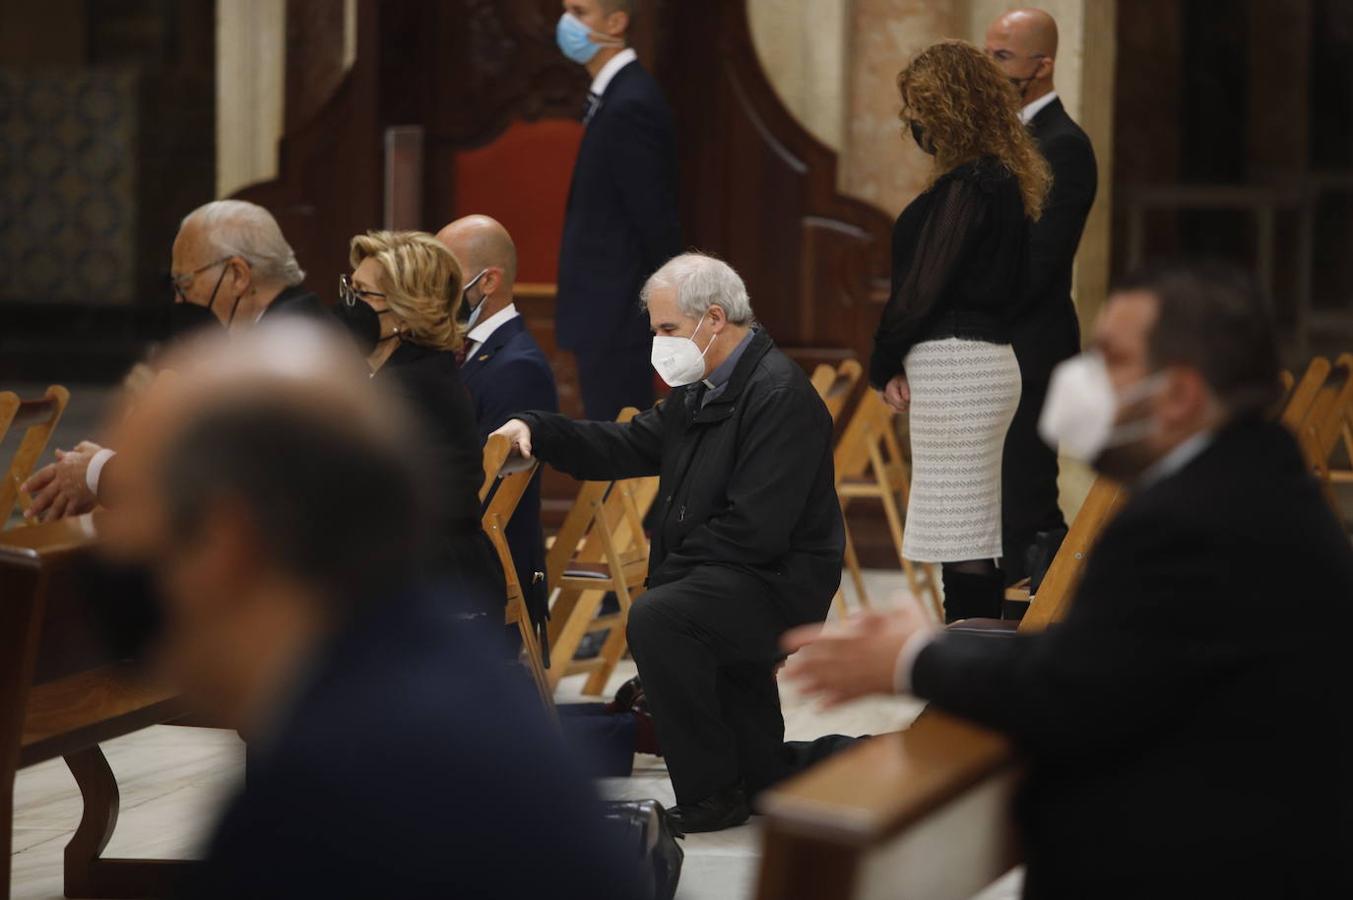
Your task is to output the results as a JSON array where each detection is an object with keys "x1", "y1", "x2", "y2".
[{"x1": 784, "y1": 263, "x2": 1353, "y2": 898}]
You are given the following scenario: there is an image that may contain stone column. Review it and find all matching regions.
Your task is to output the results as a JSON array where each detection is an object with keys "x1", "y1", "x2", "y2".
[{"x1": 216, "y1": 0, "x2": 286, "y2": 198}]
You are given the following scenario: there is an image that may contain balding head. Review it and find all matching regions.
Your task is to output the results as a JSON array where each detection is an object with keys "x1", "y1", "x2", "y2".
[
  {"x1": 435, "y1": 215, "x2": 518, "y2": 325},
  {"x1": 985, "y1": 8, "x2": 1058, "y2": 101}
]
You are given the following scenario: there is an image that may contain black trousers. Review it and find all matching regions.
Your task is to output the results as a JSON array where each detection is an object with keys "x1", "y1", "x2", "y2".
[
  {"x1": 574, "y1": 344, "x2": 655, "y2": 422},
  {"x1": 1000, "y1": 375, "x2": 1066, "y2": 584},
  {"x1": 625, "y1": 566, "x2": 791, "y2": 806}
]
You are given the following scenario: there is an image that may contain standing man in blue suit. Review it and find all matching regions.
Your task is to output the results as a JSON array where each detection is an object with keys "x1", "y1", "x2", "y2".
[
  {"x1": 437, "y1": 215, "x2": 559, "y2": 648},
  {"x1": 555, "y1": 0, "x2": 682, "y2": 420}
]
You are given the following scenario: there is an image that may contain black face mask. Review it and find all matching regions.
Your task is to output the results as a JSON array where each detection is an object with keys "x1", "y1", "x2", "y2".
[
  {"x1": 910, "y1": 120, "x2": 936, "y2": 155},
  {"x1": 166, "y1": 262, "x2": 238, "y2": 341},
  {"x1": 75, "y1": 555, "x2": 166, "y2": 663},
  {"x1": 165, "y1": 300, "x2": 224, "y2": 342},
  {"x1": 456, "y1": 270, "x2": 488, "y2": 327},
  {"x1": 1010, "y1": 74, "x2": 1038, "y2": 100},
  {"x1": 334, "y1": 297, "x2": 399, "y2": 355}
]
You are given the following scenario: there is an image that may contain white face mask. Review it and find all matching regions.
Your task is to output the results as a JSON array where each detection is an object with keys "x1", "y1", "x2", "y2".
[
  {"x1": 651, "y1": 312, "x2": 714, "y2": 387},
  {"x1": 1038, "y1": 352, "x2": 1167, "y2": 463}
]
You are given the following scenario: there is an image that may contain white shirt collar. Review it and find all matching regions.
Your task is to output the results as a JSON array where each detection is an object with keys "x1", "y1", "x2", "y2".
[
  {"x1": 1020, "y1": 90, "x2": 1059, "y2": 125},
  {"x1": 1138, "y1": 429, "x2": 1214, "y2": 488},
  {"x1": 590, "y1": 48, "x2": 637, "y2": 97},
  {"x1": 466, "y1": 302, "x2": 520, "y2": 351}
]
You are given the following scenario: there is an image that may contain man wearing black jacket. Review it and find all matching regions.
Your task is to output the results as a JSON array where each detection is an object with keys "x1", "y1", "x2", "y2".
[
  {"x1": 986, "y1": 9, "x2": 1099, "y2": 585},
  {"x1": 495, "y1": 253, "x2": 844, "y2": 833},
  {"x1": 785, "y1": 263, "x2": 1353, "y2": 897},
  {"x1": 555, "y1": 0, "x2": 682, "y2": 420}
]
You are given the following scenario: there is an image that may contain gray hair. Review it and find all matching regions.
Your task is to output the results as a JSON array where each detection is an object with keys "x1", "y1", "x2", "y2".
[
  {"x1": 181, "y1": 200, "x2": 306, "y2": 287},
  {"x1": 640, "y1": 253, "x2": 755, "y2": 325}
]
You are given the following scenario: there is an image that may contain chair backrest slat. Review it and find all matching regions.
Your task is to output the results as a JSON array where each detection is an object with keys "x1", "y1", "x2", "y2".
[
  {"x1": 1, "y1": 386, "x2": 71, "y2": 527},
  {"x1": 1019, "y1": 476, "x2": 1125, "y2": 633}
]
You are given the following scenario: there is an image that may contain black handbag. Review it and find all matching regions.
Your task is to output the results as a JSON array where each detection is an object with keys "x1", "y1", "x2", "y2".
[{"x1": 599, "y1": 800, "x2": 684, "y2": 900}]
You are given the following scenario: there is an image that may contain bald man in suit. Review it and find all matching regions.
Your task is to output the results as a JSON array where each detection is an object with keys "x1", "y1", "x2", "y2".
[
  {"x1": 985, "y1": 8, "x2": 1098, "y2": 588},
  {"x1": 437, "y1": 215, "x2": 559, "y2": 650}
]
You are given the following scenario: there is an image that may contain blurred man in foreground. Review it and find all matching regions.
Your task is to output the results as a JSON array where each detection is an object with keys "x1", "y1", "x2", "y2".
[
  {"x1": 785, "y1": 264, "x2": 1353, "y2": 898},
  {"x1": 99, "y1": 322, "x2": 636, "y2": 898},
  {"x1": 23, "y1": 199, "x2": 325, "y2": 523}
]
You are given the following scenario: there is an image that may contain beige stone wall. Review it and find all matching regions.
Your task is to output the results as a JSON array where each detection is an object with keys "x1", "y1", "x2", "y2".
[{"x1": 748, "y1": 0, "x2": 850, "y2": 151}]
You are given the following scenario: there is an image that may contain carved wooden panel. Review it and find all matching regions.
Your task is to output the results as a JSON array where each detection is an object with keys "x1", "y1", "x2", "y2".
[{"x1": 654, "y1": 2, "x2": 895, "y2": 370}]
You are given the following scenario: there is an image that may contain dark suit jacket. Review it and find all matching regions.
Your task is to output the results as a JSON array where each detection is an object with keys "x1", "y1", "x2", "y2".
[
  {"x1": 557, "y1": 60, "x2": 681, "y2": 352},
  {"x1": 913, "y1": 418, "x2": 1353, "y2": 898},
  {"x1": 461, "y1": 315, "x2": 559, "y2": 627},
  {"x1": 190, "y1": 587, "x2": 639, "y2": 899},
  {"x1": 260, "y1": 285, "x2": 331, "y2": 322},
  {"x1": 1017, "y1": 97, "x2": 1097, "y2": 380}
]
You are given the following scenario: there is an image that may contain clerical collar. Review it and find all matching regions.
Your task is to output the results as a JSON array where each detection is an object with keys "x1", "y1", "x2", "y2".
[{"x1": 702, "y1": 328, "x2": 755, "y2": 393}]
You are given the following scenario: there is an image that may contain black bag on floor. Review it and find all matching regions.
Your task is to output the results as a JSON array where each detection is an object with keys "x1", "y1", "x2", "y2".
[{"x1": 599, "y1": 800, "x2": 684, "y2": 900}]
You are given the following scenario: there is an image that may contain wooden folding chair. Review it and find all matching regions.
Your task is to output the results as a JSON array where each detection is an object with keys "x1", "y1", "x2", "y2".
[
  {"x1": 479, "y1": 434, "x2": 552, "y2": 708},
  {"x1": 833, "y1": 390, "x2": 943, "y2": 621},
  {"x1": 809, "y1": 359, "x2": 862, "y2": 424},
  {"x1": 0, "y1": 386, "x2": 71, "y2": 529},
  {"x1": 1292, "y1": 354, "x2": 1353, "y2": 511},
  {"x1": 999, "y1": 475, "x2": 1127, "y2": 630},
  {"x1": 544, "y1": 408, "x2": 660, "y2": 695},
  {"x1": 1279, "y1": 356, "x2": 1331, "y2": 432}
]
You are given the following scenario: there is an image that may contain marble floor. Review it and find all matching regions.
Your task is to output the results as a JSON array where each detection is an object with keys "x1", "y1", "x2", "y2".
[{"x1": 7, "y1": 569, "x2": 1022, "y2": 900}]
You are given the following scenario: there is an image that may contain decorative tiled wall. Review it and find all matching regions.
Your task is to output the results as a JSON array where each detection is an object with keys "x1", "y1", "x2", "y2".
[{"x1": 0, "y1": 69, "x2": 138, "y2": 304}]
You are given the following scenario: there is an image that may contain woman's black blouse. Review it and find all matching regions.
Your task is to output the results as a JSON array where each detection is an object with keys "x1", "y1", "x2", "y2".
[
  {"x1": 376, "y1": 342, "x2": 505, "y2": 616},
  {"x1": 868, "y1": 156, "x2": 1031, "y2": 389}
]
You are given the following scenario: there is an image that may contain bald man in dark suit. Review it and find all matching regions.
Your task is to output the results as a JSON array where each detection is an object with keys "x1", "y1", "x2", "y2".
[{"x1": 985, "y1": 8, "x2": 1099, "y2": 588}]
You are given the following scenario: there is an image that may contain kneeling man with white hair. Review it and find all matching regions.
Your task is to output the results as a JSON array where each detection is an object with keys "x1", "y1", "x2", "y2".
[{"x1": 494, "y1": 253, "x2": 844, "y2": 832}]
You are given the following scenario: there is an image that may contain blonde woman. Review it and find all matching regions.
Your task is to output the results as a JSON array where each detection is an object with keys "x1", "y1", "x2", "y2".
[
  {"x1": 341, "y1": 230, "x2": 504, "y2": 617},
  {"x1": 869, "y1": 41, "x2": 1051, "y2": 622}
]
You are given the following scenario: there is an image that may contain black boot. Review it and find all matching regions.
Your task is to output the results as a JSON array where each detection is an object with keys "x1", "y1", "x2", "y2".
[{"x1": 940, "y1": 569, "x2": 1004, "y2": 624}]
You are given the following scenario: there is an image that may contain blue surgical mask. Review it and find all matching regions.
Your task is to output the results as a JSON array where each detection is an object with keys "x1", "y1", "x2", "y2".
[{"x1": 557, "y1": 12, "x2": 602, "y2": 64}]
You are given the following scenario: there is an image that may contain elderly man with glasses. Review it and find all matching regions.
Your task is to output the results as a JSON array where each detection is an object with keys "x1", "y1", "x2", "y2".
[{"x1": 22, "y1": 200, "x2": 326, "y2": 523}]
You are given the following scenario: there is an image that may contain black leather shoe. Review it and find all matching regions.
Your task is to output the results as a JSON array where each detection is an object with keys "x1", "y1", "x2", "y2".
[{"x1": 666, "y1": 786, "x2": 750, "y2": 834}]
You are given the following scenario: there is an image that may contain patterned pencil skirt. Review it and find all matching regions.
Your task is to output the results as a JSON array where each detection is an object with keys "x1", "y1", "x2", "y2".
[{"x1": 901, "y1": 338, "x2": 1022, "y2": 563}]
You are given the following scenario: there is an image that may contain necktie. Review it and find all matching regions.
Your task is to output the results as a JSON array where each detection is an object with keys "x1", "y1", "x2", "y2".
[
  {"x1": 454, "y1": 343, "x2": 469, "y2": 367},
  {"x1": 582, "y1": 91, "x2": 601, "y2": 125}
]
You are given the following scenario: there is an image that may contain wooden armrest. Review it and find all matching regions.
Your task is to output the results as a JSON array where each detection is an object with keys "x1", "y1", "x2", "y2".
[
  {"x1": 755, "y1": 710, "x2": 1020, "y2": 900},
  {"x1": 758, "y1": 710, "x2": 1012, "y2": 842}
]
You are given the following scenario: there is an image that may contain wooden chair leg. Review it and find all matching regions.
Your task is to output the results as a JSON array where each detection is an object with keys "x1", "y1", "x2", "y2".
[
  {"x1": 63, "y1": 745, "x2": 191, "y2": 898},
  {"x1": 842, "y1": 523, "x2": 871, "y2": 610},
  {"x1": 546, "y1": 587, "x2": 608, "y2": 691}
]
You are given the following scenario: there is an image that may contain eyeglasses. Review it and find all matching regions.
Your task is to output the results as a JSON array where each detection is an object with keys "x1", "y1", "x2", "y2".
[
  {"x1": 339, "y1": 273, "x2": 387, "y2": 308},
  {"x1": 170, "y1": 257, "x2": 231, "y2": 302}
]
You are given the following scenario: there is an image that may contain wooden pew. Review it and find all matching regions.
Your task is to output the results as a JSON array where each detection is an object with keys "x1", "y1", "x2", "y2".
[
  {"x1": 755, "y1": 474, "x2": 1124, "y2": 899},
  {"x1": 2, "y1": 515, "x2": 190, "y2": 899}
]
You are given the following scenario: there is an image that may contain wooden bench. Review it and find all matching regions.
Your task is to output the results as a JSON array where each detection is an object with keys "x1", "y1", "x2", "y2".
[
  {"x1": 756, "y1": 472, "x2": 1124, "y2": 899},
  {"x1": 2, "y1": 516, "x2": 191, "y2": 899}
]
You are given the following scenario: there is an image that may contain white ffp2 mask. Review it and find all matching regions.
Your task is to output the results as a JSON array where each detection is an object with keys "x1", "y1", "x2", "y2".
[
  {"x1": 651, "y1": 313, "x2": 714, "y2": 387},
  {"x1": 1039, "y1": 352, "x2": 1165, "y2": 462}
]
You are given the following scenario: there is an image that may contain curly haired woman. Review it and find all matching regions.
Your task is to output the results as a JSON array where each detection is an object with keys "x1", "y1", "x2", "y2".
[{"x1": 870, "y1": 40, "x2": 1050, "y2": 623}]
